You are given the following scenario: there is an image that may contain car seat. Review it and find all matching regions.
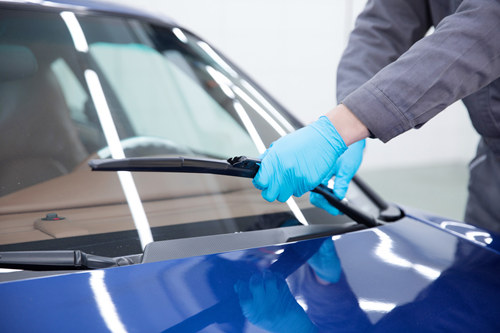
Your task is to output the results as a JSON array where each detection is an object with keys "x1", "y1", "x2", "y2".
[{"x1": 0, "y1": 45, "x2": 87, "y2": 196}]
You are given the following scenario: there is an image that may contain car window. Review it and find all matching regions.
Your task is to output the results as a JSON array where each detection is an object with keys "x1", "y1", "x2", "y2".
[
  {"x1": 89, "y1": 42, "x2": 259, "y2": 158},
  {"x1": 51, "y1": 58, "x2": 88, "y2": 123},
  {"x1": 0, "y1": 8, "x2": 380, "y2": 257}
]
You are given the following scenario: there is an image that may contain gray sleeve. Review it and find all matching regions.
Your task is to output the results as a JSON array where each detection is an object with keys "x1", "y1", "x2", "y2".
[
  {"x1": 337, "y1": 0, "x2": 432, "y2": 102},
  {"x1": 342, "y1": 0, "x2": 500, "y2": 142}
]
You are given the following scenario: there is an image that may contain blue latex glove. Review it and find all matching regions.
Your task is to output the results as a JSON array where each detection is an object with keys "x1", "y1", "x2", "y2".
[
  {"x1": 309, "y1": 139, "x2": 365, "y2": 215},
  {"x1": 307, "y1": 238, "x2": 342, "y2": 283},
  {"x1": 234, "y1": 270, "x2": 317, "y2": 333},
  {"x1": 253, "y1": 116, "x2": 347, "y2": 202}
]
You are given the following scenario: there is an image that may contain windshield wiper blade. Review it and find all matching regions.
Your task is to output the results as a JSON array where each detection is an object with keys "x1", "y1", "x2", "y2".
[
  {"x1": 90, "y1": 156, "x2": 380, "y2": 228},
  {"x1": 0, "y1": 250, "x2": 133, "y2": 270},
  {"x1": 89, "y1": 156, "x2": 259, "y2": 178}
]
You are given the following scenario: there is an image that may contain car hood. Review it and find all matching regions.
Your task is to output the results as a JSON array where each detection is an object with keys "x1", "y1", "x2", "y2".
[{"x1": 1, "y1": 215, "x2": 499, "y2": 332}]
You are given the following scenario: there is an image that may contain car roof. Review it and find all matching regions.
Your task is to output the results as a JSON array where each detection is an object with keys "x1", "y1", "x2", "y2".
[{"x1": 0, "y1": 0, "x2": 177, "y2": 26}]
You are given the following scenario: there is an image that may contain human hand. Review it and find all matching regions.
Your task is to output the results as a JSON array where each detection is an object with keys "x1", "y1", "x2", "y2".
[
  {"x1": 253, "y1": 116, "x2": 347, "y2": 202},
  {"x1": 234, "y1": 270, "x2": 317, "y2": 333},
  {"x1": 307, "y1": 238, "x2": 342, "y2": 284},
  {"x1": 309, "y1": 139, "x2": 365, "y2": 215}
]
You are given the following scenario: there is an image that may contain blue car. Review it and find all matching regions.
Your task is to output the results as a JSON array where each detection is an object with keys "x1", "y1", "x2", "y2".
[{"x1": 0, "y1": 1, "x2": 499, "y2": 332}]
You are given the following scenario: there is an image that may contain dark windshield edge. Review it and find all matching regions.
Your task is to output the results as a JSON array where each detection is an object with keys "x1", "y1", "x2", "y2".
[{"x1": 90, "y1": 156, "x2": 386, "y2": 228}]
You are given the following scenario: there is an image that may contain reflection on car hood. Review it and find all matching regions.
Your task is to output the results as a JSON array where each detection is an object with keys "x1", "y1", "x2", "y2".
[{"x1": 1, "y1": 217, "x2": 499, "y2": 332}]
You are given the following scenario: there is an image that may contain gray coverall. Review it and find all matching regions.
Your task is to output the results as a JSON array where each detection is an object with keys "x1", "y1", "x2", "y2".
[{"x1": 337, "y1": 0, "x2": 500, "y2": 233}]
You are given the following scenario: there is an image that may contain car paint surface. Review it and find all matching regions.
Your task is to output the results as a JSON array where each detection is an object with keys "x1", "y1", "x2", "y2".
[
  {"x1": 406, "y1": 206, "x2": 500, "y2": 254},
  {"x1": 1, "y1": 216, "x2": 499, "y2": 332}
]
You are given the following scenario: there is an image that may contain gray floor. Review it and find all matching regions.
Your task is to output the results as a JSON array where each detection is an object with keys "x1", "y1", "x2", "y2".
[{"x1": 359, "y1": 163, "x2": 469, "y2": 221}]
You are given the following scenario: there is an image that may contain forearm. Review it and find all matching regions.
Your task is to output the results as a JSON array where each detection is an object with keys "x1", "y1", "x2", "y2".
[
  {"x1": 344, "y1": 0, "x2": 500, "y2": 142},
  {"x1": 337, "y1": 0, "x2": 431, "y2": 101},
  {"x1": 325, "y1": 104, "x2": 369, "y2": 146}
]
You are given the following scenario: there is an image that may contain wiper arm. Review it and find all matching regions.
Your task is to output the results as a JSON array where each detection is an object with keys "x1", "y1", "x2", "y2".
[
  {"x1": 0, "y1": 250, "x2": 134, "y2": 270},
  {"x1": 311, "y1": 185, "x2": 379, "y2": 227},
  {"x1": 90, "y1": 156, "x2": 380, "y2": 228}
]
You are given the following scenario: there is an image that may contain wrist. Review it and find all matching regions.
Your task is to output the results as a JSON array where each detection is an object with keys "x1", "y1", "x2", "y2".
[
  {"x1": 325, "y1": 104, "x2": 369, "y2": 146},
  {"x1": 310, "y1": 116, "x2": 347, "y2": 154}
]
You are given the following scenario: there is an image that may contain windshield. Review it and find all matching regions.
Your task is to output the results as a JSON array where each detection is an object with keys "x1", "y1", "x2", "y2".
[{"x1": 0, "y1": 8, "x2": 379, "y2": 257}]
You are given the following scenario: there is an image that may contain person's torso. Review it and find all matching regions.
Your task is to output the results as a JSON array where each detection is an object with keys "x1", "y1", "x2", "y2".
[{"x1": 430, "y1": 0, "x2": 500, "y2": 149}]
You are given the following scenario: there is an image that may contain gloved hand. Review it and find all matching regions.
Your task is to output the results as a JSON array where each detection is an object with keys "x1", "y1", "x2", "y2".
[
  {"x1": 253, "y1": 116, "x2": 347, "y2": 202},
  {"x1": 307, "y1": 238, "x2": 342, "y2": 283},
  {"x1": 309, "y1": 139, "x2": 365, "y2": 215},
  {"x1": 234, "y1": 270, "x2": 317, "y2": 333}
]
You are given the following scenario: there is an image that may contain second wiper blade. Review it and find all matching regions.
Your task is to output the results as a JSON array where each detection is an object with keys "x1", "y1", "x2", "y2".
[
  {"x1": 0, "y1": 250, "x2": 131, "y2": 270},
  {"x1": 89, "y1": 156, "x2": 260, "y2": 179}
]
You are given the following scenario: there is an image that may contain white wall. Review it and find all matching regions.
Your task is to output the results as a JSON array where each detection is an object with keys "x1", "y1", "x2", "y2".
[{"x1": 104, "y1": 0, "x2": 480, "y2": 169}]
